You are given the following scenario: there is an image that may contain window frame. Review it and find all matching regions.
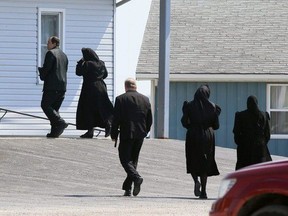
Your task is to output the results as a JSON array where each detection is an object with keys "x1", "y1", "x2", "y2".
[
  {"x1": 267, "y1": 83, "x2": 288, "y2": 139},
  {"x1": 37, "y1": 8, "x2": 66, "y2": 84}
]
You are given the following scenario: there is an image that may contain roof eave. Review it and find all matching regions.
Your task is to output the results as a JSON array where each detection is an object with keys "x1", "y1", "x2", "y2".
[{"x1": 136, "y1": 73, "x2": 288, "y2": 83}]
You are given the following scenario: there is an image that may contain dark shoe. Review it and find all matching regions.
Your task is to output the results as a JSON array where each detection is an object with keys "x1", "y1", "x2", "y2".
[
  {"x1": 52, "y1": 122, "x2": 68, "y2": 138},
  {"x1": 80, "y1": 130, "x2": 94, "y2": 138},
  {"x1": 133, "y1": 177, "x2": 143, "y2": 196},
  {"x1": 105, "y1": 123, "x2": 111, "y2": 137},
  {"x1": 194, "y1": 180, "x2": 201, "y2": 197},
  {"x1": 46, "y1": 126, "x2": 57, "y2": 138},
  {"x1": 123, "y1": 190, "x2": 131, "y2": 197},
  {"x1": 199, "y1": 192, "x2": 207, "y2": 199},
  {"x1": 46, "y1": 126, "x2": 58, "y2": 138},
  {"x1": 46, "y1": 133, "x2": 54, "y2": 138},
  {"x1": 46, "y1": 132, "x2": 59, "y2": 138}
]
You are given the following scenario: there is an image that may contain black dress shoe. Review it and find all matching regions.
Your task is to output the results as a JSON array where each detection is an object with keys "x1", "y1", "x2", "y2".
[
  {"x1": 46, "y1": 133, "x2": 54, "y2": 138},
  {"x1": 50, "y1": 122, "x2": 68, "y2": 138},
  {"x1": 123, "y1": 190, "x2": 131, "y2": 196},
  {"x1": 80, "y1": 130, "x2": 94, "y2": 138},
  {"x1": 47, "y1": 125, "x2": 57, "y2": 138},
  {"x1": 133, "y1": 177, "x2": 143, "y2": 196},
  {"x1": 47, "y1": 126, "x2": 58, "y2": 138}
]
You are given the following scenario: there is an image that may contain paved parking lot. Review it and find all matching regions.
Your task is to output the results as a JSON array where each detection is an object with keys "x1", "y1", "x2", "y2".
[{"x1": 0, "y1": 137, "x2": 286, "y2": 215}]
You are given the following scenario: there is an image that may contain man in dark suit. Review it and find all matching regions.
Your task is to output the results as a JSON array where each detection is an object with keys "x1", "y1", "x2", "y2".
[
  {"x1": 38, "y1": 36, "x2": 69, "y2": 138},
  {"x1": 111, "y1": 78, "x2": 152, "y2": 197}
]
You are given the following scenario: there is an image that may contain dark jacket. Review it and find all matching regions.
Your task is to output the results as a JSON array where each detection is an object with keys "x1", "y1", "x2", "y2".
[
  {"x1": 233, "y1": 95, "x2": 271, "y2": 170},
  {"x1": 181, "y1": 85, "x2": 220, "y2": 176},
  {"x1": 38, "y1": 47, "x2": 68, "y2": 91},
  {"x1": 75, "y1": 48, "x2": 113, "y2": 129},
  {"x1": 111, "y1": 90, "x2": 152, "y2": 140}
]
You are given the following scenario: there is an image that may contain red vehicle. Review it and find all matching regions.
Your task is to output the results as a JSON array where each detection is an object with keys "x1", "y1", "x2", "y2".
[{"x1": 210, "y1": 160, "x2": 288, "y2": 216}]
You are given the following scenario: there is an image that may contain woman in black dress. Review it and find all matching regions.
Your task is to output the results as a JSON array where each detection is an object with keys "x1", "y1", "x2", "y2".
[
  {"x1": 76, "y1": 48, "x2": 113, "y2": 138},
  {"x1": 233, "y1": 95, "x2": 271, "y2": 170},
  {"x1": 181, "y1": 84, "x2": 221, "y2": 199}
]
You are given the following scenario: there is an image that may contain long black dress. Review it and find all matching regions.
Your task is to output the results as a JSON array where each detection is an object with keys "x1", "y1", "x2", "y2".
[
  {"x1": 233, "y1": 95, "x2": 272, "y2": 170},
  {"x1": 76, "y1": 48, "x2": 113, "y2": 130},
  {"x1": 181, "y1": 85, "x2": 220, "y2": 176}
]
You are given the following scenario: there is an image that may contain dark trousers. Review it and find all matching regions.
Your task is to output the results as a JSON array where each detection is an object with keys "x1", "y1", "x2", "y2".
[
  {"x1": 41, "y1": 90, "x2": 65, "y2": 127},
  {"x1": 118, "y1": 138, "x2": 144, "y2": 191}
]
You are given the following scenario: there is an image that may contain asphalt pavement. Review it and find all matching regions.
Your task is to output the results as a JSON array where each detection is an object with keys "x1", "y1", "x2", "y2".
[{"x1": 0, "y1": 137, "x2": 286, "y2": 216}]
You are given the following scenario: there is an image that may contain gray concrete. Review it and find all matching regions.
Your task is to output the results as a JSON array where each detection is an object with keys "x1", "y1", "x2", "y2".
[{"x1": 0, "y1": 137, "x2": 286, "y2": 216}]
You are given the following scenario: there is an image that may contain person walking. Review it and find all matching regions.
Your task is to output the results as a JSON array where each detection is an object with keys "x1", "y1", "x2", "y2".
[
  {"x1": 75, "y1": 48, "x2": 113, "y2": 138},
  {"x1": 233, "y1": 95, "x2": 272, "y2": 170},
  {"x1": 38, "y1": 36, "x2": 69, "y2": 138},
  {"x1": 111, "y1": 78, "x2": 152, "y2": 197},
  {"x1": 181, "y1": 84, "x2": 221, "y2": 199}
]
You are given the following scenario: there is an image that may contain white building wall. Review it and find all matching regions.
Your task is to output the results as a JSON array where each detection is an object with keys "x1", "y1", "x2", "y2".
[{"x1": 0, "y1": 0, "x2": 114, "y2": 136}]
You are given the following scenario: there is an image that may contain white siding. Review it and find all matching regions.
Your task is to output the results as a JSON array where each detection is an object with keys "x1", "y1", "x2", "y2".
[{"x1": 0, "y1": 0, "x2": 115, "y2": 136}]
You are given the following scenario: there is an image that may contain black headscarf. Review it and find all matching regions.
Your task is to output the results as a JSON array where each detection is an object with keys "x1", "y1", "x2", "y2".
[
  {"x1": 247, "y1": 95, "x2": 260, "y2": 116},
  {"x1": 247, "y1": 95, "x2": 266, "y2": 129},
  {"x1": 81, "y1": 48, "x2": 105, "y2": 68},
  {"x1": 194, "y1": 84, "x2": 211, "y2": 110},
  {"x1": 80, "y1": 48, "x2": 107, "y2": 79},
  {"x1": 194, "y1": 85, "x2": 219, "y2": 125}
]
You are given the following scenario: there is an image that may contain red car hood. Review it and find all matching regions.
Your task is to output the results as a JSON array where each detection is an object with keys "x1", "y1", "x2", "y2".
[{"x1": 226, "y1": 159, "x2": 288, "y2": 179}]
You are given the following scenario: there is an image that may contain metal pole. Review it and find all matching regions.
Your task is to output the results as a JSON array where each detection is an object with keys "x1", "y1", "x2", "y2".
[{"x1": 157, "y1": 0, "x2": 170, "y2": 138}]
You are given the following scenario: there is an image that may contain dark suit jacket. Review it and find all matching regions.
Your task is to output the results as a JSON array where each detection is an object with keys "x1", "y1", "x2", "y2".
[
  {"x1": 111, "y1": 90, "x2": 152, "y2": 140},
  {"x1": 38, "y1": 47, "x2": 68, "y2": 91}
]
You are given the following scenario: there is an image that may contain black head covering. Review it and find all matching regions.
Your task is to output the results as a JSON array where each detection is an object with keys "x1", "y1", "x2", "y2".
[
  {"x1": 247, "y1": 95, "x2": 266, "y2": 128},
  {"x1": 194, "y1": 84, "x2": 211, "y2": 109},
  {"x1": 81, "y1": 48, "x2": 104, "y2": 68},
  {"x1": 247, "y1": 95, "x2": 260, "y2": 115}
]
